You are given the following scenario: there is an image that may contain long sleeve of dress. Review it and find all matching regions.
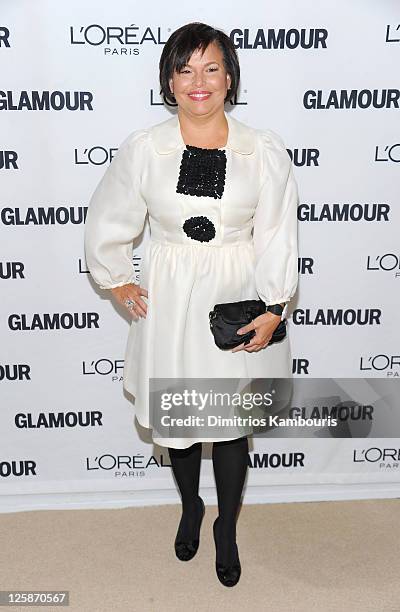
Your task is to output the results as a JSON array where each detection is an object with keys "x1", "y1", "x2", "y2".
[
  {"x1": 84, "y1": 129, "x2": 149, "y2": 290},
  {"x1": 252, "y1": 129, "x2": 299, "y2": 305}
]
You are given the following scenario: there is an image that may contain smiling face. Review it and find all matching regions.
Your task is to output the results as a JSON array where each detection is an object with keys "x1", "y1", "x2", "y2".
[{"x1": 168, "y1": 41, "x2": 232, "y2": 116}]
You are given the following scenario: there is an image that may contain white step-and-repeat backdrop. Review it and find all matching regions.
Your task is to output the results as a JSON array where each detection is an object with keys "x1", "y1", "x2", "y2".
[{"x1": 1, "y1": 1, "x2": 399, "y2": 511}]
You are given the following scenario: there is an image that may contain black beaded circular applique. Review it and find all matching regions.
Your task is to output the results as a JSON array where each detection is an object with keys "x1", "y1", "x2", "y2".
[
  {"x1": 182, "y1": 215, "x2": 216, "y2": 242},
  {"x1": 176, "y1": 145, "x2": 227, "y2": 199}
]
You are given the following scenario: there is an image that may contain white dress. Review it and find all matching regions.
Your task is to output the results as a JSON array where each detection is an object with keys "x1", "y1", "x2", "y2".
[{"x1": 84, "y1": 111, "x2": 299, "y2": 449}]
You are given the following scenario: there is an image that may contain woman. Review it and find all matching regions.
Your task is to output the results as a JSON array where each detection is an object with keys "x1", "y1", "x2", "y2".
[{"x1": 84, "y1": 22, "x2": 299, "y2": 587}]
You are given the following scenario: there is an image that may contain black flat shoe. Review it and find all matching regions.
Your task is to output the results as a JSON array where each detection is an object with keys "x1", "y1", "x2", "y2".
[
  {"x1": 174, "y1": 496, "x2": 205, "y2": 561},
  {"x1": 213, "y1": 516, "x2": 241, "y2": 587}
]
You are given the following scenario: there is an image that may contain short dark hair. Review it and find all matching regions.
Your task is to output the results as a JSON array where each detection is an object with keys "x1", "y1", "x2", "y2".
[{"x1": 159, "y1": 22, "x2": 240, "y2": 106}]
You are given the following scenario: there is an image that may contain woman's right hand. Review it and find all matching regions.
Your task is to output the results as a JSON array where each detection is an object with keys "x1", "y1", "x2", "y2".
[{"x1": 110, "y1": 283, "x2": 148, "y2": 320}]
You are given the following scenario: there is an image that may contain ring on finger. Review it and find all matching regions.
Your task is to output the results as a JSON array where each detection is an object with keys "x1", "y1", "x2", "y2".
[{"x1": 124, "y1": 298, "x2": 136, "y2": 311}]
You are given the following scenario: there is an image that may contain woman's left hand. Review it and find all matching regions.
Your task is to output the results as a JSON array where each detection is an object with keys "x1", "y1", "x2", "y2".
[{"x1": 231, "y1": 312, "x2": 282, "y2": 353}]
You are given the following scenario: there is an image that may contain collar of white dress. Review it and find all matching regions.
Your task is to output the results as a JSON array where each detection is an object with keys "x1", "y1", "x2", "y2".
[{"x1": 150, "y1": 111, "x2": 255, "y2": 155}]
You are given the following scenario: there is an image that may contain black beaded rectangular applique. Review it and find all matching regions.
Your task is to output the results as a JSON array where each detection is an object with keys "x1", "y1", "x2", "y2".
[{"x1": 176, "y1": 145, "x2": 227, "y2": 199}]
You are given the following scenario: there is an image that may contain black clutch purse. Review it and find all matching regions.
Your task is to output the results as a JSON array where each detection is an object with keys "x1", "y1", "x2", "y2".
[{"x1": 209, "y1": 299, "x2": 287, "y2": 350}]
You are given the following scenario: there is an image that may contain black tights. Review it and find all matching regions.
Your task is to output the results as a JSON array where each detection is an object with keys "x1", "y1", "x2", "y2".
[{"x1": 168, "y1": 436, "x2": 249, "y2": 559}]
